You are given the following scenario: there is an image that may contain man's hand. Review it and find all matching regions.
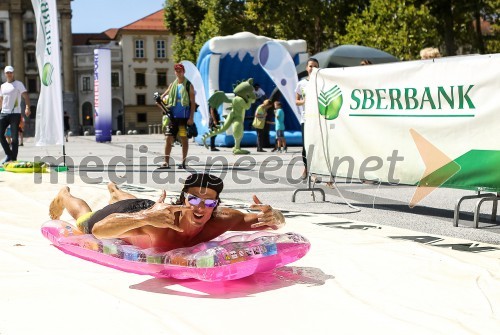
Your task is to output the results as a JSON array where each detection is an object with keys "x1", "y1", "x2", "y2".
[
  {"x1": 157, "y1": 190, "x2": 167, "y2": 203},
  {"x1": 249, "y1": 195, "x2": 285, "y2": 229},
  {"x1": 187, "y1": 117, "x2": 194, "y2": 125},
  {"x1": 142, "y1": 198, "x2": 193, "y2": 232},
  {"x1": 25, "y1": 106, "x2": 31, "y2": 117}
]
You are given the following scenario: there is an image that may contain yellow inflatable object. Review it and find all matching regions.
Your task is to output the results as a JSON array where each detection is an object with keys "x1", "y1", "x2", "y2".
[{"x1": 3, "y1": 161, "x2": 48, "y2": 173}]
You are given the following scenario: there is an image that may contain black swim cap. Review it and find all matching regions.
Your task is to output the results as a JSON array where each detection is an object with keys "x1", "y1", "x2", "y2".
[{"x1": 182, "y1": 173, "x2": 224, "y2": 196}]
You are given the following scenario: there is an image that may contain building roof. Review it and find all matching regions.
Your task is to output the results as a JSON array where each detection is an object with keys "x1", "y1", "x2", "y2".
[
  {"x1": 72, "y1": 9, "x2": 167, "y2": 44},
  {"x1": 120, "y1": 9, "x2": 166, "y2": 31},
  {"x1": 103, "y1": 28, "x2": 119, "y2": 40},
  {"x1": 73, "y1": 33, "x2": 112, "y2": 46}
]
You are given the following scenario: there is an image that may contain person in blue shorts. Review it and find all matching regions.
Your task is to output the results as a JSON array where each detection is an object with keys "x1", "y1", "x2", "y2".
[{"x1": 273, "y1": 101, "x2": 287, "y2": 153}]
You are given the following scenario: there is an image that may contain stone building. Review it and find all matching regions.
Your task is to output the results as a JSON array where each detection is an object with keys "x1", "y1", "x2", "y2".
[
  {"x1": 1, "y1": 1, "x2": 172, "y2": 136},
  {"x1": 118, "y1": 10, "x2": 172, "y2": 134},
  {"x1": 0, "y1": 0, "x2": 74, "y2": 136},
  {"x1": 71, "y1": 9, "x2": 173, "y2": 134},
  {"x1": 73, "y1": 31, "x2": 124, "y2": 134}
]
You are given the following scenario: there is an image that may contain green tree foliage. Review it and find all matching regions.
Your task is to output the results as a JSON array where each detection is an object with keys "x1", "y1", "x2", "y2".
[
  {"x1": 414, "y1": 0, "x2": 499, "y2": 55},
  {"x1": 194, "y1": 0, "x2": 247, "y2": 59},
  {"x1": 165, "y1": 0, "x2": 246, "y2": 62},
  {"x1": 164, "y1": 0, "x2": 206, "y2": 62},
  {"x1": 337, "y1": 0, "x2": 439, "y2": 60},
  {"x1": 481, "y1": 0, "x2": 500, "y2": 53},
  {"x1": 245, "y1": 0, "x2": 369, "y2": 54},
  {"x1": 164, "y1": 0, "x2": 497, "y2": 62}
]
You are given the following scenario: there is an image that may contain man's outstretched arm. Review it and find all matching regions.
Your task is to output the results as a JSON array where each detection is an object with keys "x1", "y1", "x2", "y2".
[
  {"x1": 234, "y1": 195, "x2": 286, "y2": 231},
  {"x1": 92, "y1": 200, "x2": 189, "y2": 239}
]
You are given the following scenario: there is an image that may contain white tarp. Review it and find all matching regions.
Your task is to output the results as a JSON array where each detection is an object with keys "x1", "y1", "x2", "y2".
[{"x1": 1, "y1": 173, "x2": 500, "y2": 334}]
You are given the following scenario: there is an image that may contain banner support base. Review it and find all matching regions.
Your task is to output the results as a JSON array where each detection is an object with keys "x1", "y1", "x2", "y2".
[{"x1": 292, "y1": 175, "x2": 326, "y2": 202}]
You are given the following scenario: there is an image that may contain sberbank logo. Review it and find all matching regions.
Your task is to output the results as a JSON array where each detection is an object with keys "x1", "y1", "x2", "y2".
[
  {"x1": 349, "y1": 85, "x2": 476, "y2": 114},
  {"x1": 318, "y1": 85, "x2": 343, "y2": 120},
  {"x1": 41, "y1": 62, "x2": 54, "y2": 86}
]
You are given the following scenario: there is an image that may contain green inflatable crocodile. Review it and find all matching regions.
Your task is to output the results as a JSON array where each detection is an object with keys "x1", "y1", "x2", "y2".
[{"x1": 202, "y1": 78, "x2": 256, "y2": 154}]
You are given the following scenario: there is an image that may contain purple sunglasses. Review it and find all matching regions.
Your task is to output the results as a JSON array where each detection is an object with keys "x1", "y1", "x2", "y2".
[{"x1": 183, "y1": 192, "x2": 219, "y2": 208}]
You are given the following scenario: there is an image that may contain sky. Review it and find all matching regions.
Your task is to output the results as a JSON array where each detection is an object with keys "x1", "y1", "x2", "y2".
[{"x1": 71, "y1": 0, "x2": 165, "y2": 33}]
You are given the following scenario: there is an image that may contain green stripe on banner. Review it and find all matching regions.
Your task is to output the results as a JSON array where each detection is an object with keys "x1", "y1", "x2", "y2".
[{"x1": 425, "y1": 150, "x2": 500, "y2": 191}]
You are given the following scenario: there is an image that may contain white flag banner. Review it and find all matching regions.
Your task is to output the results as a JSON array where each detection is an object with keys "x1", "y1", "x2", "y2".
[
  {"x1": 181, "y1": 60, "x2": 209, "y2": 126},
  {"x1": 258, "y1": 41, "x2": 300, "y2": 122},
  {"x1": 305, "y1": 54, "x2": 500, "y2": 199},
  {"x1": 32, "y1": 0, "x2": 64, "y2": 146}
]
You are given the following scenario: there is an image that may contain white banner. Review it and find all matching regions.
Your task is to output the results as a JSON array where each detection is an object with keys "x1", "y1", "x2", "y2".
[
  {"x1": 305, "y1": 54, "x2": 500, "y2": 204},
  {"x1": 32, "y1": 0, "x2": 64, "y2": 146},
  {"x1": 181, "y1": 60, "x2": 209, "y2": 126},
  {"x1": 258, "y1": 41, "x2": 300, "y2": 122},
  {"x1": 94, "y1": 49, "x2": 112, "y2": 142}
]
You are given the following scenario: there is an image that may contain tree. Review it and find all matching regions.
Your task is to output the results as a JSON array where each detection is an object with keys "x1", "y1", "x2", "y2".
[
  {"x1": 164, "y1": 0, "x2": 246, "y2": 62},
  {"x1": 481, "y1": 0, "x2": 500, "y2": 53},
  {"x1": 164, "y1": 0, "x2": 206, "y2": 62},
  {"x1": 194, "y1": 0, "x2": 247, "y2": 60},
  {"x1": 414, "y1": 0, "x2": 500, "y2": 55},
  {"x1": 245, "y1": 0, "x2": 369, "y2": 54},
  {"x1": 336, "y1": 0, "x2": 439, "y2": 60}
]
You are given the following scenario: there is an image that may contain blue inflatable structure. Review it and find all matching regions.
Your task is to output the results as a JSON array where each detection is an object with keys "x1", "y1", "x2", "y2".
[{"x1": 194, "y1": 32, "x2": 308, "y2": 147}]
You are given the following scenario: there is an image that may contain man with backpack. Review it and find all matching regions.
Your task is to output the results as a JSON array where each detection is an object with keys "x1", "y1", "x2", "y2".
[{"x1": 157, "y1": 63, "x2": 196, "y2": 169}]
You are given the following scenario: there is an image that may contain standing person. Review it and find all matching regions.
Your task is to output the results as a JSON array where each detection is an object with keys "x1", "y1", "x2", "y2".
[
  {"x1": 264, "y1": 101, "x2": 274, "y2": 149},
  {"x1": 208, "y1": 106, "x2": 220, "y2": 151},
  {"x1": 5, "y1": 125, "x2": 11, "y2": 145},
  {"x1": 157, "y1": 63, "x2": 195, "y2": 169},
  {"x1": 273, "y1": 101, "x2": 286, "y2": 153},
  {"x1": 252, "y1": 99, "x2": 272, "y2": 152},
  {"x1": 295, "y1": 58, "x2": 319, "y2": 179},
  {"x1": 0, "y1": 66, "x2": 31, "y2": 163},
  {"x1": 18, "y1": 115, "x2": 25, "y2": 146},
  {"x1": 253, "y1": 84, "x2": 266, "y2": 104},
  {"x1": 63, "y1": 111, "x2": 70, "y2": 142}
]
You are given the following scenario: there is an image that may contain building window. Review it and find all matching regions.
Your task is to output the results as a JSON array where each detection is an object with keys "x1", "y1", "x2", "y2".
[
  {"x1": 137, "y1": 94, "x2": 146, "y2": 106},
  {"x1": 27, "y1": 52, "x2": 37, "y2": 69},
  {"x1": 137, "y1": 112, "x2": 147, "y2": 123},
  {"x1": 135, "y1": 39, "x2": 145, "y2": 58},
  {"x1": 156, "y1": 40, "x2": 166, "y2": 58},
  {"x1": 157, "y1": 71, "x2": 167, "y2": 87},
  {"x1": 82, "y1": 76, "x2": 92, "y2": 92},
  {"x1": 111, "y1": 72, "x2": 120, "y2": 87},
  {"x1": 135, "y1": 72, "x2": 145, "y2": 87},
  {"x1": 25, "y1": 22, "x2": 35, "y2": 41},
  {"x1": 0, "y1": 22, "x2": 5, "y2": 41},
  {"x1": 27, "y1": 76, "x2": 38, "y2": 93},
  {"x1": 0, "y1": 50, "x2": 7, "y2": 68}
]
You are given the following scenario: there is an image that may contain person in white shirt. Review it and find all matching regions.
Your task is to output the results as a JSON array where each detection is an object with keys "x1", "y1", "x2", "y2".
[
  {"x1": 0, "y1": 66, "x2": 31, "y2": 163},
  {"x1": 253, "y1": 83, "x2": 266, "y2": 103},
  {"x1": 295, "y1": 58, "x2": 319, "y2": 179}
]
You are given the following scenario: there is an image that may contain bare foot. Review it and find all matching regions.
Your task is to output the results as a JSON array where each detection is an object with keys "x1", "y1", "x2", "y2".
[
  {"x1": 49, "y1": 186, "x2": 70, "y2": 219},
  {"x1": 108, "y1": 182, "x2": 135, "y2": 204}
]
